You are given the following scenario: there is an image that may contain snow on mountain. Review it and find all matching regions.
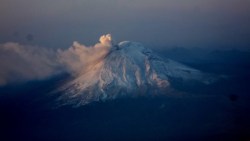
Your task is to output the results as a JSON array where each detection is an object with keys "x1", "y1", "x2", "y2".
[{"x1": 55, "y1": 35, "x2": 215, "y2": 106}]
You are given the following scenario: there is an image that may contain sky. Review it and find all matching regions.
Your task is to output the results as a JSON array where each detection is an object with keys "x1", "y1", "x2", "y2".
[{"x1": 0, "y1": 0, "x2": 250, "y2": 49}]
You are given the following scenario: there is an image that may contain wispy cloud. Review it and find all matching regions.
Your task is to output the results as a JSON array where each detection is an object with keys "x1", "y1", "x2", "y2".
[
  {"x1": 0, "y1": 34, "x2": 113, "y2": 86},
  {"x1": 0, "y1": 42, "x2": 62, "y2": 85},
  {"x1": 57, "y1": 34, "x2": 113, "y2": 75}
]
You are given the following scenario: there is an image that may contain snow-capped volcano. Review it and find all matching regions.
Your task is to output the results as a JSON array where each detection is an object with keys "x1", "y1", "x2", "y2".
[{"x1": 56, "y1": 34, "x2": 215, "y2": 106}]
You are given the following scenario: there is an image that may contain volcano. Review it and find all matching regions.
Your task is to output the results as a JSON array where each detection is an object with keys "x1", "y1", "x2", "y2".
[
  {"x1": 55, "y1": 34, "x2": 215, "y2": 106},
  {"x1": 1, "y1": 35, "x2": 249, "y2": 141}
]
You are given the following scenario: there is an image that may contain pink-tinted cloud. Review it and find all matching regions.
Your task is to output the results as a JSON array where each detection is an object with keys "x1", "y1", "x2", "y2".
[
  {"x1": 0, "y1": 42, "x2": 61, "y2": 85},
  {"x1": 0, "y1": 34, "x2": 113, "y2": 86},
  {"x1": 57, "y1": 34, "x2": 113, "y2": 75}
]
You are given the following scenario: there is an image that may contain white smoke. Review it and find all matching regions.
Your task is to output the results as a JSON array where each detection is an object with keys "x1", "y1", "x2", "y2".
[
  {"x1": 57, "y1": 34, "x2": 113, "y2": 75},
  {"x1": 0, "y1": 42, "x2": 62, "y2": 86},
  {"x1": 0, "y1": 34, "x2": 113, "y2": 86}
]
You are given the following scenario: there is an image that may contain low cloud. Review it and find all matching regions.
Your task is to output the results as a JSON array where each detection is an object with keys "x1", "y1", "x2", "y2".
[{"x1": 0, "y1": 34, "x2": 113, "y2": 86}]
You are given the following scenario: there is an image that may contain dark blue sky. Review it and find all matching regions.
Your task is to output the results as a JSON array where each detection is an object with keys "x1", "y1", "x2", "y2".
[{"x1": 0, "y1": 0, "x2": 250, "y2": 50}]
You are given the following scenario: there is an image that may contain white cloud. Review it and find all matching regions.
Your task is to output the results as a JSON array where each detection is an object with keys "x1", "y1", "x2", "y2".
[
  {"x1": 0, "y1": 42, "x2": 61, "y2": 86},
  {"x1": 57, "y1": 34, "x2": 113, "y2": 75},
  {"x1": 0, "y1": 34, "x2": 113, "y2": 86}
]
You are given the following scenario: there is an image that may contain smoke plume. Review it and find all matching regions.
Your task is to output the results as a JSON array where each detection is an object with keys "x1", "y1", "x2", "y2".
[
  {"x1": 57, "y1": 34, "x2": 113, "y2": 75},
  {"x1": 0, "y1": 34, "x2": 113, "y2": 86},
  {"x1": 0, "y1": 42, "x2": 62, "y2": 85}
]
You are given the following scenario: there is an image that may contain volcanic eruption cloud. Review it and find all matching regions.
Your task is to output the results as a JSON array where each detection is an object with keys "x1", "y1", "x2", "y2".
[
  {"x1": 0, "y1": 42, "x2": 61, "y2": 85},
  {"x1": 58, "y1": 34, "x2": 113, "y2": 76},
  {"x1": 0, "y1": 34, "x2": 113, "y2": 86}
]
